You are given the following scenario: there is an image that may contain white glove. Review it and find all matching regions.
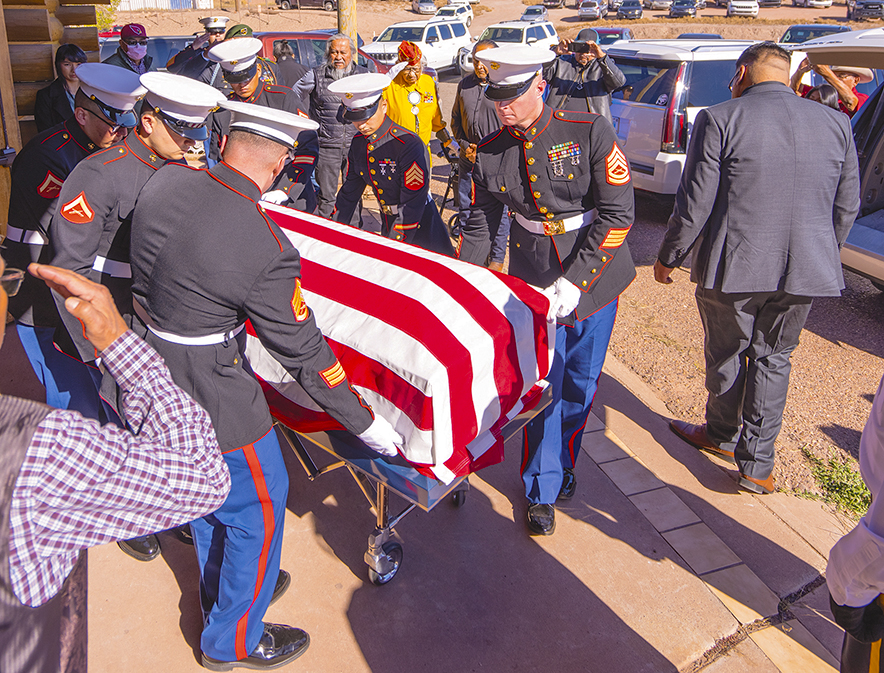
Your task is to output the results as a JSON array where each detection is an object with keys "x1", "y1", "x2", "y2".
[
  {"x1": 261, "y1": 190, "x2": 289, "y2": 205},
  {"x1": 357, "y1": 416, "x2": 404, "y2": 458},
  {"x1": 541, "y1": 277, "x2": 582, "y2": 322}
]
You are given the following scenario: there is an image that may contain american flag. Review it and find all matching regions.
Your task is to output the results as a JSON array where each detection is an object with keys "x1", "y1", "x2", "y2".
[{"x1": 246, "y1": 204, "x2": 554, "y2": 484}]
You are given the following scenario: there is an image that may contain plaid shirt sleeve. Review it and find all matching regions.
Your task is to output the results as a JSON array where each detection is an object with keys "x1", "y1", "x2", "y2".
[{"x1": 8, "y1": 330, "x2": 231, "y2": 607}]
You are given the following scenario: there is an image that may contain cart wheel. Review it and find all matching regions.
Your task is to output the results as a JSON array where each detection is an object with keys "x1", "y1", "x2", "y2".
[
  {"x1": 452, "y1": 490, "x2": 467, "y2": 507},
  {"x1": 368, "y1": 542, "x2": 403, "y2": 586}
]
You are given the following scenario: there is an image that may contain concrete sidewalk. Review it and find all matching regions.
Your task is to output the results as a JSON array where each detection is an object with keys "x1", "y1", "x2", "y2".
[{"x1": 88, "y1": 354, "x2": 851, "y2": 672}]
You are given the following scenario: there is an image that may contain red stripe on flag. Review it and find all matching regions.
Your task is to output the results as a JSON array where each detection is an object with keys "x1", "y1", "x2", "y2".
[{"x1": 302, "y1": 259, "x2": 478, "y2": 452}]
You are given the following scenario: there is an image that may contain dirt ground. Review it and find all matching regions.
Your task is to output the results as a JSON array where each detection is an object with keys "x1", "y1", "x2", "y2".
[{"x1": 117, "y1": 1, "x2": 884, "y2": 502}]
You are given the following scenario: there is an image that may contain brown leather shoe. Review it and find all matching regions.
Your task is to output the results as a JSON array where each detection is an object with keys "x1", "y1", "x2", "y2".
[
  {"x1": 669, "y1": 420, "x2": 736, "y2": 465},
  {"x1": 739, "y1": 473, "x2": 775, "y2": 495}
]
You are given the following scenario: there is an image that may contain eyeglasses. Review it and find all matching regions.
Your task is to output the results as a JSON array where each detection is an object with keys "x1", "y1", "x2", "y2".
[
  {"x1": 403, "y1": 66, "x2": 421, "y2": 74},
  {"x1": 0, "y1": 268, "x2": 24, "y2": 297},
  {"x1": 728, "y1": 68, "x2": 742, "y2": 92},
  {"x1": 86, "y1": 108, "x2": 125, "y2": 134},
  {"x1": 123, "y1": 38, "x2": 148, "y2": 46}
]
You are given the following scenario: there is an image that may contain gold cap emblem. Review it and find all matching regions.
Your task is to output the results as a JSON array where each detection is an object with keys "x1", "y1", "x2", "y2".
[
  {"x1": 346, "y1": 92, "x2": 353, "y2": 98},
  {"x1": 490, "y1": 62, "x2": 499, "y2": 70},
  {"x1": 230, "y1": 59, "x2": 239, "y2": 66}
]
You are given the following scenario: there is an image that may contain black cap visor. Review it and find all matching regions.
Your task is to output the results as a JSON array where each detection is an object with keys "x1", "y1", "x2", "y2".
[
  {"x1": 343, "y1": 98, "x2": 381, "y2": 123},
  {"x1": 89, "y1": 94, "x2": 138, "y2": 129},
  {"x1": 223, "y1": 62, "x2": 258, "y2": 84},
  {"x1": 151, "y1": 106, "x2": 209, "y2": 141},
  {"x1": 483, "y1": 76, "x2": 536, "y2": 102}
]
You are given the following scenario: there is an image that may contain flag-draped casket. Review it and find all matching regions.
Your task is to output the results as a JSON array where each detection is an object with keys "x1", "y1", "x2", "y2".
[{"x1": 245, "y1": 204, "x2": 554, "y2": 484}]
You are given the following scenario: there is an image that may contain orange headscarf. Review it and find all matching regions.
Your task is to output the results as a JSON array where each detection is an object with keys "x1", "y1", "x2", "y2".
[{"x1": 397, "y1": 41, "x2": 422, "y2": 66}]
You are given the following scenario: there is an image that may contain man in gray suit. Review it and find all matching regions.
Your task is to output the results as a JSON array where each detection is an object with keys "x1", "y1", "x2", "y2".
[{"x1": 654, "y1": 42, "x2": 860, "y2": 495}]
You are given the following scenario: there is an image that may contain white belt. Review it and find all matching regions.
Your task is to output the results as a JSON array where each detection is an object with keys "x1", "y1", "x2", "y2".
[
  {"x1": 92, "y1": 256, "x2": 131, "y2": 278},
  {"x1": 4, "y1": 225, "x2": 48, "y2": 246},
  {"x1": 133, "y1": 299, "x2": 244, "y2": 346},
  {"x1": 514, "y1": 209, "x2": 597, "y2": 236}
]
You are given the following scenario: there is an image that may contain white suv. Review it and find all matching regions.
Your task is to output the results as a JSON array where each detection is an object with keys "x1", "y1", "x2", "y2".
[
  {"x1": 364, "y1": 19, "x2": 472, "y2": 71},
  {"x1": 458, "y1": 20, "x2": 558, "y2": 75},
  {"x1": 727, "y1": 0, "x2": 759, "y2": 15},
  {"x1": 605, "y1": 39, "x2": 754, "y2": 194}
]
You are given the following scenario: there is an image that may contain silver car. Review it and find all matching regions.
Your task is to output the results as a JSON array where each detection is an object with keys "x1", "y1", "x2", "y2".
[
  {"x1": 642, "y1": 0, "x2": 672, "y2": 8},
  {"x1": 578, "y1": 0, "x2": 609, "y2": 17}
]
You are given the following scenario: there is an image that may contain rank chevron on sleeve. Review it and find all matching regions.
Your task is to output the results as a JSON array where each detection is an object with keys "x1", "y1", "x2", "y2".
[
  {"x1": 605, "y1": 144, "x2": 631, "y2": 186},
  {"x1": 404, "y1": 161, "x2": 425, "y2": 190},
  {"x1": 60, "y1": 192, "x2": 95, "y2": 224}
]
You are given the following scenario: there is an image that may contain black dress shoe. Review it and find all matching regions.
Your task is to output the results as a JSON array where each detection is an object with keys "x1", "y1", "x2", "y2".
[
  {"x1": 201, "y1": 622, "x2": 310, "y2": 671},
  {"x1": 173, "y1": 524, "x2": 194, "y2": 545},
  {"x1": 527, "y1": 504, "x2": 556, "y2": 536},
  {"x1": 117, "y1": 534, "x2": 160, "y2": 562},
  {"x1": 558, "y1": 468, "x2": 577, "y2": 501},
  {"x1": 269, "y1": 570, "x2": 290, "y2": 607}
]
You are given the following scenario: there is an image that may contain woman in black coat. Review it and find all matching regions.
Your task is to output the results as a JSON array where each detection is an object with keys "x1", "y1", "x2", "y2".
[{"x1": 34, "y1": 44, "x2": 87, "y2": 132}]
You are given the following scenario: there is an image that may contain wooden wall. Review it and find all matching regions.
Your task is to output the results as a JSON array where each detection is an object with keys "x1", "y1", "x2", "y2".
[{"x1": 0, "y1": 0, "x2": 104, "y2": 226}]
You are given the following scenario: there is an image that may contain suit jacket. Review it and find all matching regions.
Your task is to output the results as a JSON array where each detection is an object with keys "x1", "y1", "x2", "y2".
[
  {"x1": 34, "y1": 78, "x2": 74, "y2": 133},
  {"x1": 657, "y1": 81, "x2": 861, "y2": 298}
]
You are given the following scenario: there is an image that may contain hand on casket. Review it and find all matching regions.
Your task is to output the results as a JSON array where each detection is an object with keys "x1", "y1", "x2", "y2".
[
  {"x1": 357, "y1": 416, "x2": 404, "y2": 458},
  {"x1": 541, "y1": 277, "x2": 582, "y2": 322},
  {"x1": 261, "y1": 190, "x2": 290, "y2": 205}
]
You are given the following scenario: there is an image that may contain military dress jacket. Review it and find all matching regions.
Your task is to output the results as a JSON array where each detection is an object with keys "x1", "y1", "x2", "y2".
[
  {"x1": 5, "y1": 118, "x2": 100, "y2": 327},
  {"x1": 211, "y1": 83, "x2": 319, "y2": 213},
  {"x1": 130, "y1": 160, "x2": 374, "y2": 451},
  {"x1": 333, "y1": 115, "x2": 454, "y2": 256},
  {"x1": 50, "y1": 132, "x2": 169, "y2": 362},
  {"x1": 465, "y1": 105, "x2": 635, "y2": 321}
]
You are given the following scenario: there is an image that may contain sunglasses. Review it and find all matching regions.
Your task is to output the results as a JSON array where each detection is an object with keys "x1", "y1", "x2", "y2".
[
  {"x1": 1, "y1": 268, "x2": 24, "y2": 297},
  {"x1": 86, "y1": 108, "x2": 126, "y2": 134},
  {"x1": 123, "y1": 38, "x2": 148, "y2": 46}
]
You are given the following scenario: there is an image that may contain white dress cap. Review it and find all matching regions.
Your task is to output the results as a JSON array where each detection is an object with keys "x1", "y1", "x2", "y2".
[
  {"x1": 207, "y1": 37, "x2": 263, "y2": 72},
  {"x1": 200, "y1": 16, "x2": 230, "y2": 29},
  {"x1": 75, "y1": 62, "x2": 146, "y2": 112},
  {"x1": 221, "y1": 99, "x2": 319, "y2": 149},
  {"x1": 140, "y1": 72, "x2": 224, "y2": 123},
  {"x1": 475, "y1": 45, "x2": 556, "y2": 101},
  {"x1": 327, "y1": 73, "x2": 392, "y2": 110}
]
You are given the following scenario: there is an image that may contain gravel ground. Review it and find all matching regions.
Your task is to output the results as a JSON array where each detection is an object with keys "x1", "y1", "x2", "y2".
[{"x1": 120, "y1": 1, "x2": 884, "y2": 497}]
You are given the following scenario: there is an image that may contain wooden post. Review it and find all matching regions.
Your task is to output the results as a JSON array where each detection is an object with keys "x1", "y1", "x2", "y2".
[
  {"x1": 337, "y1": 0, "x2": 356, "y2": 59},
  {"x1": 0, "y1": 0, "x2": 22, "y2": 236}
]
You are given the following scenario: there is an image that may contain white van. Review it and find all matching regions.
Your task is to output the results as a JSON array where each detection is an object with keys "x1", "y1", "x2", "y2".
[{"x1": 606, "y1": 39, "x2": 754, "y2": 194}]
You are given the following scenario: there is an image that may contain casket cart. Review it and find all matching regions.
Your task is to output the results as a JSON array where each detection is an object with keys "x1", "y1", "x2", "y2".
[{"x1": 274, "y1": 385, "x2": 551, "y2": 585}]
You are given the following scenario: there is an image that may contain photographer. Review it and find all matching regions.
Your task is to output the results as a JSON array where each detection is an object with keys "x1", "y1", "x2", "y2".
[{"x1": 545, "y1": 28, "x2": 625, "y2": 122}]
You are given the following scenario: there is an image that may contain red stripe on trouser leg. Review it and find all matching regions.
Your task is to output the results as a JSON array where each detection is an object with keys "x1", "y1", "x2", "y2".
[
  {"x1": 567, "y1": 418, "x2": 588, "y2": 466},
  {"x1": 234, "y1": 443, "x2": 276, "y2": 660},
  {"x1": 520, "y1": 427, "x2": 530, "y2": 474}
]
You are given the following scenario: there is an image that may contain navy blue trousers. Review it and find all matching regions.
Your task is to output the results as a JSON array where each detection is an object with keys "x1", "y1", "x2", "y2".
[
  {"x1": 191, "y1": 428, "x2": 289, "y2": 662},
  {"x1": 522, "y1": 300, "x2": 617, "y2": 504},
  {"x1": 455, "y1": 159, "x2": 511, "y2": 264},
  {"x1": 16, "y1": 323, "x2": 108, "y2": 420}
]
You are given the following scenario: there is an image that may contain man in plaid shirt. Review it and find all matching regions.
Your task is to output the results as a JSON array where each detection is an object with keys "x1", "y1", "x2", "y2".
[{"x1": 0, "y1": 257, "x2": 231, "y2": 673}]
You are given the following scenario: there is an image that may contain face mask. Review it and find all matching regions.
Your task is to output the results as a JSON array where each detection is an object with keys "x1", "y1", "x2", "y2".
[{"x1": 127, "y1": 43, "x2": 148, "y2": 61}]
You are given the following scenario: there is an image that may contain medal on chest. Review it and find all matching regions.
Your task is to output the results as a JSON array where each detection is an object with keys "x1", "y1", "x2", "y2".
[
  {"x1": 548, "y1": 141, "x2": 581, "y2": 177},
  {"x1": 379, "y1": 158, "x2": 396, "y2": 176},
  {"x1": 408, "y1": 90, "x2": 421, "y2": 116}
]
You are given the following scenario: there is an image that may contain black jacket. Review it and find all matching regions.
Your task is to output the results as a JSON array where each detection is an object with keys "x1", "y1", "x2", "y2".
[
  {"x1": 544, "y1": 54, "x2": 626, "y2": 123},
  {"x1": 102, "y1": 48, "x2": 153, "y2": 74},
  {"x1": 34, "y1": 78, "x2": 74, "y2": 133}
]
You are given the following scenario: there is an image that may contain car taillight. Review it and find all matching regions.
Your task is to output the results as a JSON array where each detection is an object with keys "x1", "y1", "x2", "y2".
[{"x1": 662, "y1": 62, "x2": 688, "y2": 153}]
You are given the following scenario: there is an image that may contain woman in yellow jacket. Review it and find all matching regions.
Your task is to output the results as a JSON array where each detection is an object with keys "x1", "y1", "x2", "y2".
[{"x1": 384, "y1": 41, "x2": 453, "y2": 161}]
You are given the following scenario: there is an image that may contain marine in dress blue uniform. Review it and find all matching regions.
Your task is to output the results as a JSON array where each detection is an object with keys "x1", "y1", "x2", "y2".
[
  {"x1": 206, "y1": 37, "x2": 311, "y2": 205},
  {"x1": 130, "y1": 100, "x2": 401, "y2": 670},
  {"x1": 3, "y1": 63, "x2": 144, "y2": 419},
  {"x1": 462, "y1": 46, "x2": 635, "y2": 535},
  {"x1": 328, "y1": 73, "x2": 455, "y2": 256}
]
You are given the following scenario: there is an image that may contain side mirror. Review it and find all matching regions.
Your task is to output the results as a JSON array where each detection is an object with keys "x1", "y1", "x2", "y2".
[
  {"x1": 427, "y1": 35, "x2": 439, "y2": 43},
  {"x1": 527, "y1": 36, "x2": 538, "y2": 44}
]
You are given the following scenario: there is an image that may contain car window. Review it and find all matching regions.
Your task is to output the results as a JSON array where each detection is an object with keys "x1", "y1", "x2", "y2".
[
  {"x1": 480, "y1": 27, "x2": 525, "y2": 43},
  {"x1": 545, "y1": 25, "x2": 556, "y2": 37},
  {"x1": 610, "y1": 58, "x2": 679, "y2": 105},
  {"x1": 686, "y1": 60, "x2": 737, "y2": 107},
  {"x1": 425, "y1": 26, "x2": 440, "y2": 42},
  {"x1": 437, "y1": 7, "x2": 455, "y2": 14},
  {"x1": 438, "y1": 23, "x2": 453, "y2": 39},
  {"x1": 527, "y1": 26, "x2": 544, "y2": 41},
  {"x1": 296, "y1": 38, "x2": 328, "y2": 68},
  {"x1": 781, "y1": 27, "x2": 844, "y2": 43},
  {"x1": 597, "y1": 32, "x2": 620, "y2": 44},
  {"x1": 378, "y1": 26, "x2": 425, "y2": 42},
  {"x1": 451, "y1": 22, "x2": 466, "y2": 37}
]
